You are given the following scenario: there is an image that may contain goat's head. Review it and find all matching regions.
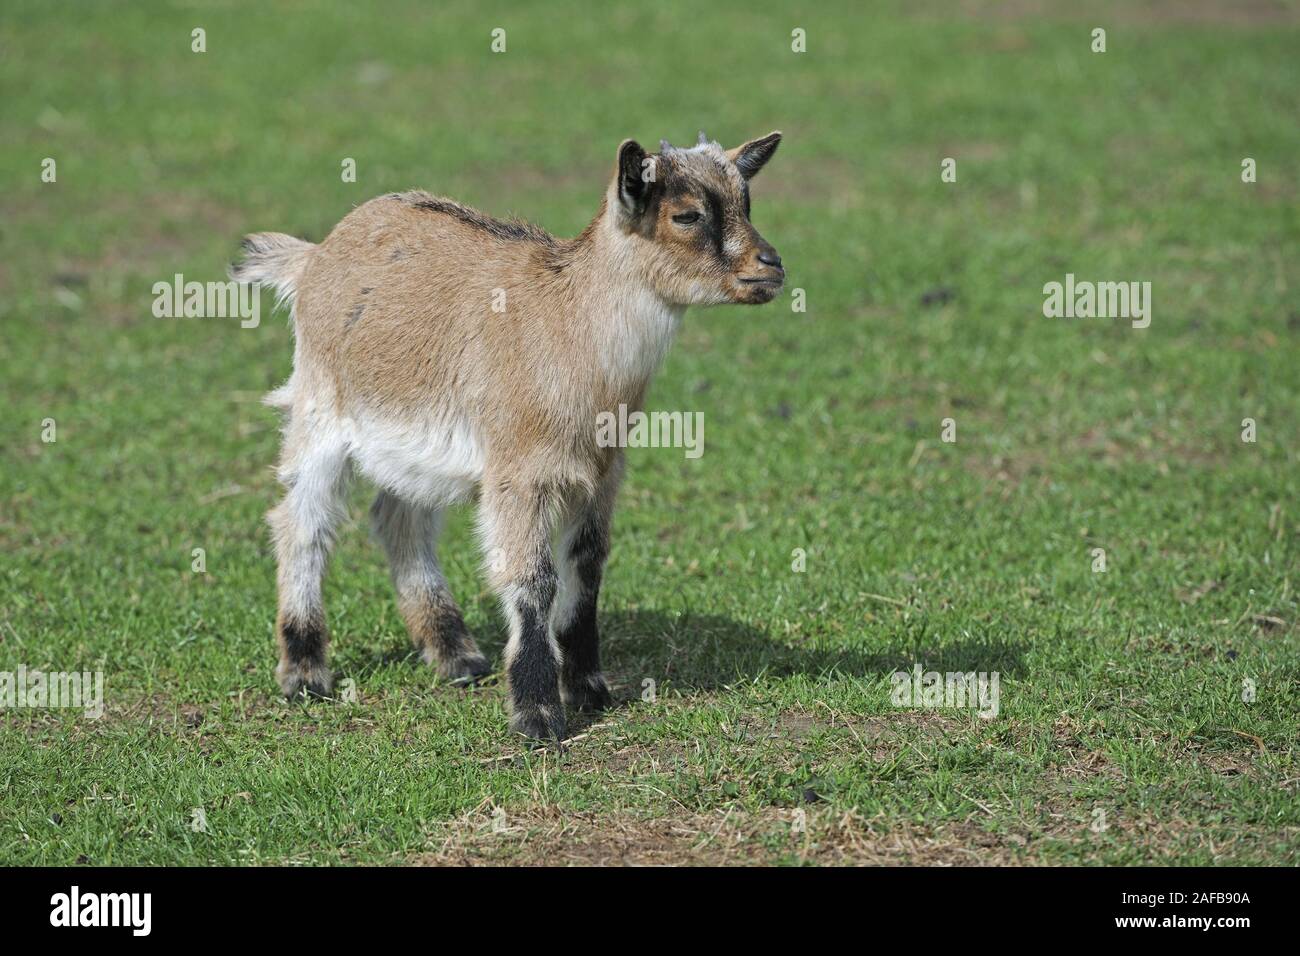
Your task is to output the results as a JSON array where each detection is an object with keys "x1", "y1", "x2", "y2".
[{"x1": 609, "y1": 131, "x2": 784, "y2": 306}]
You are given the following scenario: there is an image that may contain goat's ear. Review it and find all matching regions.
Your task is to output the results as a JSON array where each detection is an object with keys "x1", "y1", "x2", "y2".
[
  {"x1": 615, "y1": 139, "x2": 653, "y2": 220},
  {"x1": 728, "y1": 131, "x2": 782, "y2": 180}
]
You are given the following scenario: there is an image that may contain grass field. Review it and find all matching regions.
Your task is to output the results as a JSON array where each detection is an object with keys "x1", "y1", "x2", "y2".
[{"x1": 2, "y1": 0, "x2": 1298, "y2": 865}]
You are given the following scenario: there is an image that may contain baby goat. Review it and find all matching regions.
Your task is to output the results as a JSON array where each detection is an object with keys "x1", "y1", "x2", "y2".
[{"x1": 232, "y1": 131, "x2": 785, "y2": 740}]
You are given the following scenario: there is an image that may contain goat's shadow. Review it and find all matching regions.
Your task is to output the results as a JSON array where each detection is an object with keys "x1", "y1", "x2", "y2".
[
  {"x1": 594, "y1": 608, "x2": 1026, "y2": 691},
  {"x1": 449, "y1": 605, "x2": 1025, "y2": 722},
  {"x1": 354, "y1": 603, "x2": 1027, "y2": 730}
]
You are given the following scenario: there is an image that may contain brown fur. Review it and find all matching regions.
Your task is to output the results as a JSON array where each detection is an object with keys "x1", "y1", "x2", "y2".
[{"x1": 233, "y1": 133, "x2": 785, "y2": 739}]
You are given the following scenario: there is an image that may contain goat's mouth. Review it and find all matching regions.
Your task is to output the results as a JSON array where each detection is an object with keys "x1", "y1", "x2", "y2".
[{"x1": 736, "y1": 273, "x2": 784, "y2": 302}]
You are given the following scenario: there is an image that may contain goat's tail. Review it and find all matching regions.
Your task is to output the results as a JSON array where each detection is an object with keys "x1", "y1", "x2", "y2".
[
  {"x1": 228, "y1": 232, "x2": 315, "y2": 315},
  {"x1": 231, "y1": 232, "x2": 315, "y2": 417}
]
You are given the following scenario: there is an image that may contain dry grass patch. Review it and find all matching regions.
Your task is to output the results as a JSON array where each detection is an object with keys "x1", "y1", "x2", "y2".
[{"x1": 414, "y1": 804, "x2": 1028, "y2": 866}]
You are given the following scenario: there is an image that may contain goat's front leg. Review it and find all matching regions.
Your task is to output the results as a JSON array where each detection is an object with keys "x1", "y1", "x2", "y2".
[
  {"x1": 479, "y1": 481, "x2": 565, "y2": 741},
  {"x1": 553, "y1": 457, "x2": 622, "y2": 713}
]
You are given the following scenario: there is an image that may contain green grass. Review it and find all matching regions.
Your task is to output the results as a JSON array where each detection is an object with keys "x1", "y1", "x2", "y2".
[{"x1": 2, "y1": 0, "x2": 1298, "y2": 865}]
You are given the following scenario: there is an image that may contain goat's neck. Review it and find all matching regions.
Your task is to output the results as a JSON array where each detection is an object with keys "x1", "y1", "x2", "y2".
[{"x1": 566, "y1": 213, "x2": 684, "y2": 398}]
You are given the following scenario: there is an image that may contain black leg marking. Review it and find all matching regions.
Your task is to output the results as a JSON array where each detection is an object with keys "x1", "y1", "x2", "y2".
[
  {"x1": 277, "y1": 616, "x2": 332, "y2": 699},
  {"x1": 507, "y1": 560, "x2": 565, "y2": 742},
  {"x1": 409, "y1": 593, "x2": 491, "y2": 685},
  {"x1": 558, "y1": 520, "x2": 612, "y2": 713}
]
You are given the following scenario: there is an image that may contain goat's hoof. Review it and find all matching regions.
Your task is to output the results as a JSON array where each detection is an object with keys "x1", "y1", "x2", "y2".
[
  {"x1": 278, "y1": 662, "x2": 334, "y2": 701},
  {"x1": 510, "y1": 705, "x2": 566, "y2": 744},
  {"x1": 564, "y1": 675, "x2": 613, "y2": 713},
  {"x1": 440, "y1": 652, "x2": 493, "y2": 687}
]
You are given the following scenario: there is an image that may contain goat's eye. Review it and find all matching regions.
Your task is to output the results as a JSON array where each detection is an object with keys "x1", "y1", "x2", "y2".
[{"x1": 672, "y1": 211, "x2": 702, "y2": 225}]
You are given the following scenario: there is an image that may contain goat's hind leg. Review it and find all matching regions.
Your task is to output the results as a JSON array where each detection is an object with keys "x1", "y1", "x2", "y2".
[
  {"x1": 268, "y1": 432, "x2": 350, "y2": 699},
  {"x1": 371, "y1": 491, "x2": 490, "y2": 684}
]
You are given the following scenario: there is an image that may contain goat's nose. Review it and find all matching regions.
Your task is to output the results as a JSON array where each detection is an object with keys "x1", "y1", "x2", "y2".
[{"x1": 757, "y1": 249, "x2": 783, "y2": 269}]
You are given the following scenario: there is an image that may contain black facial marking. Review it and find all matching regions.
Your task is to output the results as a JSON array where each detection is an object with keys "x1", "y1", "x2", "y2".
[
  {"x1": 702, "y1": 188, "x2": 726, "y2": 257},
  {"x1": 641, "y1": 163, "x2": 683, "y2": 235}
]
